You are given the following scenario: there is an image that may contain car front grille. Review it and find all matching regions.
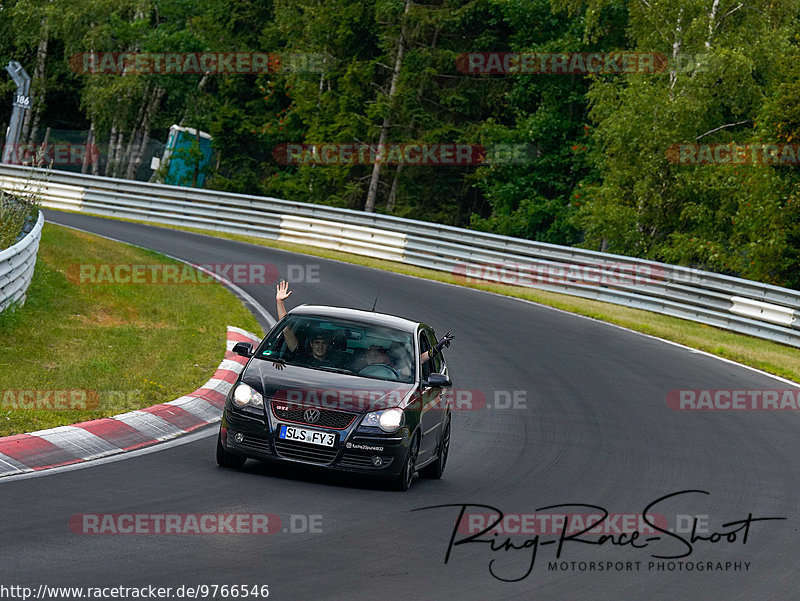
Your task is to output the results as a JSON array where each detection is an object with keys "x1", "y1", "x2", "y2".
[
  {"x1": 271, "y1": 401, "x2": 356, "y2": 429},
  {"x1": 273, "y1": 439, "x2": 339, "y2": 464}
]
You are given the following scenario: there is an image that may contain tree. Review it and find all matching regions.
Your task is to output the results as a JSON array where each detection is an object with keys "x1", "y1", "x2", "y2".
[
  {"x1": 564, "y1": 0, "x2": 800, "y2": 284},
  {"x1": 469, "y1": 0, "x2": 627, "y2": 245}
]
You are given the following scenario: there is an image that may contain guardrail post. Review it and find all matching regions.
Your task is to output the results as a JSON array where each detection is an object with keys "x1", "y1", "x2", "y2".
[{"x1": 2, "y1": 61, "x2": 32, "y2": 165}]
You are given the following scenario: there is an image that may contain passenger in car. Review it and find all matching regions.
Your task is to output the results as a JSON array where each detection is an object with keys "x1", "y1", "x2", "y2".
[
  {"x1": 276, "y1": 279, "x2": 293, "y2": 321},
  {"x1": 304, "y1": 329, "x2": 346, "y2": 368},
  {"x1": 275, "y1": 281, "x2": 345, "y2": 368}
]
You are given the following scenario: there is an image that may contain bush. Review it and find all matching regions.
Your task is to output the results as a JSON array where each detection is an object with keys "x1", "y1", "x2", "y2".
[
  {"x1": 0, "y1": 167, "x2": 44, "y2": 251},
  {"x1": 0, "y1": 191, "x2": 40, "y2": 250}
]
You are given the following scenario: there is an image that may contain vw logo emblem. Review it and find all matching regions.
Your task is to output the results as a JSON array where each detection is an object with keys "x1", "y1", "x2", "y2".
[{"x1": 303, "y1": 408, "x2": 321, "y2": 424}]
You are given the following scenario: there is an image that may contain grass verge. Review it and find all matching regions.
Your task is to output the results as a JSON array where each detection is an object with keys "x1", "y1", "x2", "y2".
[
  {"x1": 0, "y1": 223, "x2": 263, "y2": 436},
  {"x1": 52, "y1": 210, "x2": 800, "y2": 385}
]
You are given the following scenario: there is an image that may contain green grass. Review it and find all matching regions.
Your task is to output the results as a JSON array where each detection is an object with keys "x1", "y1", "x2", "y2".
[
  {"x1": 58, "y1": 210, "x2": 800, "y2": 385},
  {"x1": 0, "y1": 223, "x2": 263, "y2": 436}
]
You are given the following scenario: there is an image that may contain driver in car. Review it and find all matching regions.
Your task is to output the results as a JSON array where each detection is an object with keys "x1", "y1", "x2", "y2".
[
  {"x1": 356, "y1": 344, "x2": 393, "y2": 373},
  {"x1": 364, "y1": 345, "x2": 390, "y2": 365}
]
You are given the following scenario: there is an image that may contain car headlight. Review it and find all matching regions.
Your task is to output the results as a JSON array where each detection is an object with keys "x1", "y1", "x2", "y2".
[
  {"x1": 360, "y1": 408, "x2": 404, "y2": 432},
  {"x1": 232, "y1": 383, "x2": 264, "y2": 409}
]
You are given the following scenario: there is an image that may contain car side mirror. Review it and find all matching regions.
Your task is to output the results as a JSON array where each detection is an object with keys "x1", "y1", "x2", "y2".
[
  {"x1": 424, "y1": 373, "x2": 452, "y2": 388},
  {"x1": 232, "y1": 342, "x2": 254, "y2": 357}
]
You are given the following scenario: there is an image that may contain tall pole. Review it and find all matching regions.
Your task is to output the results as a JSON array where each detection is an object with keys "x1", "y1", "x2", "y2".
[{"x1": 2, "y1": 61, "x2": 32, "y2": 164}]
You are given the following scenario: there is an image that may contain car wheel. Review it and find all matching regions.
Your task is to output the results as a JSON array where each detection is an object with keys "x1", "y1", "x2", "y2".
[
  {"x1": 216, "y1": 429, "x2": 246, "y2": 468},
  {"x1": 421, "y1": 416, "x2": 450, "y2": 479},
  {"x1": 392, "y1": 433, "x2": 419, "y2": 491}
]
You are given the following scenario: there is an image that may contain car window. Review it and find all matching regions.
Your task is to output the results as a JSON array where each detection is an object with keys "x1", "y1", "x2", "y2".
[
  {"x1": 257, "y1": 315, "x2": 415, "y2": 383},
  {"x1": 428, "y1": 330, "x2": 444, "y2": 374},
  {"x1": 419, "y1": 331, "x2": 433, "y2": 380}
]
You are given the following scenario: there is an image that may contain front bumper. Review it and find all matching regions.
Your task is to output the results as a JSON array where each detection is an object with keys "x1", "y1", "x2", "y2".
[{"x1": 220, "y1": 407, "x2": 411, "y2": 476}]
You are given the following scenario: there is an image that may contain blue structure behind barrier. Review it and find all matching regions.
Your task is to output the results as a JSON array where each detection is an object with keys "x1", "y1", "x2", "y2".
[{"x1": 162, "y1": 125, "x2": 213, "y2": 187}]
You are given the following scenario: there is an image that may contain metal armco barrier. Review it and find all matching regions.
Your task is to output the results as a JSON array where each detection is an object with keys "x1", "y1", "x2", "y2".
[
  {"x1": 0, "y1": 209, "x2": 43, "y2": 313},
  {"x1": 1, "y1": 163, "x2": 799, "y2": 347}
]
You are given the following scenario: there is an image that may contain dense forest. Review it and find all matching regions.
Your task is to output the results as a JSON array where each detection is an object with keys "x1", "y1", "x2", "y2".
[{"x1": 1, "y1": 0, "x2": 800, "y2": 287}]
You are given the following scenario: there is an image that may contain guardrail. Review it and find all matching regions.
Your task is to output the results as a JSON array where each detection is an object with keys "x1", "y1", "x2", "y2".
[
  {"x1": 0, "y1": 209, "x2": 44, "y2": 313},
  {"x1": 1, "y1": 163, "x2": 798, "y2": 347}
]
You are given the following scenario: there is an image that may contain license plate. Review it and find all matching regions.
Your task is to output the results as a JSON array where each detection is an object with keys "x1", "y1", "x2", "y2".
[{"x1": 279, "y1": 425, "x2": 336, "y2": 447}]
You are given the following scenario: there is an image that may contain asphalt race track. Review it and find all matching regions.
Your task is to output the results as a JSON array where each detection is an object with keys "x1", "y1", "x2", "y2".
[{"x1": 2, "y1": 210, "x2": 798, "y2": 600}]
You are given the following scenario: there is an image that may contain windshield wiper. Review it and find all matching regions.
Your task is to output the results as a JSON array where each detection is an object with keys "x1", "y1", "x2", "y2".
[{"x1": 314, "y1": 366, "x2": 354, "y2": 375}]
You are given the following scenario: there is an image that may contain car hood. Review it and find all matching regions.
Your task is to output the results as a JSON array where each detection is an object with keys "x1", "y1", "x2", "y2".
[{"x1": 240, "y1": 360, "x2": 416, "y2": 413}]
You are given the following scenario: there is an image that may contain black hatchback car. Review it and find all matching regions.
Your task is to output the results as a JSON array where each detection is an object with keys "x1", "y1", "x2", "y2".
[{"x1": 216, "y1": 305, "x2": 453, "y2": 490}]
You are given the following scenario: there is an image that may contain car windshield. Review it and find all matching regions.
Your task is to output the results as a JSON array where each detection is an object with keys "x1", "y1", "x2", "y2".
[{"x1": 255, "y1": 315, "x2": 416, "y2": 383}]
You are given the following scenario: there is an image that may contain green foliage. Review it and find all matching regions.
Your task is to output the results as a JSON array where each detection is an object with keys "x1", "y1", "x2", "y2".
[
  {"x1": 0, "y1": 166, "x2": 42, "y2": 250},
  {"x1": 0, "y1": 192, "x2": 39, "y2": 250},
  {"x1": 3, "y1": 0, "x2": 800, "y2": 286},
  {"x1": 568, "y1": 0, "x2": 800, "y2": 285}
]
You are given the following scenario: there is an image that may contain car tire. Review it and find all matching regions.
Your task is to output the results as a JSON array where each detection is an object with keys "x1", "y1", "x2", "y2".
[
  {"x1": 216, "y1": 429, "x2": 246, "y2": 468},
  {"x1": 421, "y1": 416, "x2": 450, "y2": 479},
  {"x1": 391, "y1": 433, "x2": 419, "y2": 491}
]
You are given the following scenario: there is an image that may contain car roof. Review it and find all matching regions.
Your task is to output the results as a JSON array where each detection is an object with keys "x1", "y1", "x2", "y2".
[{"x1": 288, "y1": 304, "x2": 422, "y2": 333}]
